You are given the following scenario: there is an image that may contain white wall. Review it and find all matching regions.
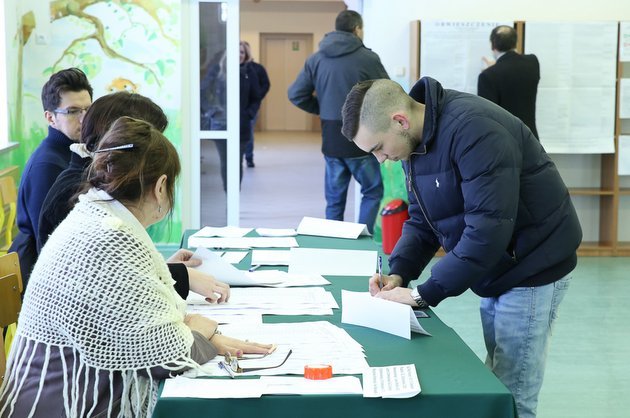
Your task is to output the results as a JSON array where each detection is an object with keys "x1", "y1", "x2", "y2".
[
  {"x1": 361, "y1": 0, "x2": 630, "y2": 243},
  {"x1": 0, "y1": 4, "x2": 7, "y2": 149}
]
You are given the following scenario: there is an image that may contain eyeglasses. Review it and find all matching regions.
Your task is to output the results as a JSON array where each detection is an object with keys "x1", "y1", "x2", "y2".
[
  {"x1": 53, "y1": 107, "x2": 90, "y2": 117},
  {"x1": 219, "y1": 349, "x2": 292, "y2": 378}
]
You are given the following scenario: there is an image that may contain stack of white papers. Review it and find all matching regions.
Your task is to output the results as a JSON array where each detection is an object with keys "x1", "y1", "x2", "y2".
[
  {"x1": 161, "y1": 375, "x2": 363, "y2": 398},
  {"x1": 341, "y1": 290, "x2": 431, "y2": 339},
  {"x1": 297, "y1": 216, "x2": 370, "y2": 239},
  {"x1": 362, "y1": 364, "x2": 421, "y2": 398},
  {"x1": 189, "y1": 321, "x2": 368, "y2": 377},
  {"x1": 188, "y1": 236, "x2": 299, "y2": 249},
  {"x1": 187, "y1": 287, "x2": 338, "y2": 316}
]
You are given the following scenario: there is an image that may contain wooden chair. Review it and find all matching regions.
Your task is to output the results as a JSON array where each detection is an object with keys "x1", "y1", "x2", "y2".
[
  {"x1": 0, "y1": 176, "x2": 18, "y2": 255},
  {"x1": 0, "y1": 252, "x2": 22, "y2": 383}
]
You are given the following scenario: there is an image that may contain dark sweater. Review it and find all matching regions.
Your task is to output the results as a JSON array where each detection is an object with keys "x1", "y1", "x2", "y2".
[
  {"x1": 10, "y1": 126, "x2": 74, "y2": 287},
  {"x1": 17, "y1": 126, "x2": 74, "y2": 238}
]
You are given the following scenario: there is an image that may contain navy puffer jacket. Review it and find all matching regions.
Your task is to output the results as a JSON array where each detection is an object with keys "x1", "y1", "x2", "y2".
[{"x1": 389, "y1": 77, "x2": 582, "y2": 306}]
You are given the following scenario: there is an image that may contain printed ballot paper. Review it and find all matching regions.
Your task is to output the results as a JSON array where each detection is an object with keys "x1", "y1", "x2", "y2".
[
  {"x1": 341, "y1": 290, "x2": 431, "y2": 339},
  {"x1": 362, "y1": 364, "x2": 421, "y2": 398},
  {"x1": 297, "y1": 216, "x2": 370, "y2": 239}
]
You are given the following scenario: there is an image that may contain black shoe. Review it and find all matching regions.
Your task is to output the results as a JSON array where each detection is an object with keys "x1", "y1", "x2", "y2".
[{"x1": 247, "y1": 160, "x2": 255, "y2": 168}]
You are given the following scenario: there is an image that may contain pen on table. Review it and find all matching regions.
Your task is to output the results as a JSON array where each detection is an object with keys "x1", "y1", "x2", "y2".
[
  {"x1": 249, "y1": 264, "x2": 261, "y2": 272},
  {"x1": 378, "y1": 255, "x2": 383, "y2": 289}
]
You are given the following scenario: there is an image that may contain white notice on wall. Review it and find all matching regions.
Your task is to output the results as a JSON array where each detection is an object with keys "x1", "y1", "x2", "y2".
[
  {"x1": 619, "y1": 79, "x2": 630, "y2": 119},
  {"x1": 620, "y1": 22, "x2": 630, "y2": 62},
  {"x1": 525, "y1": 22, "x2": 617, "y2": 154},
  {"x1": 619, "y1": 136, "x2": 630, "y2": 176},
  {"x1": 420, "y1": 20, "x2": 512, "y2": 94}
]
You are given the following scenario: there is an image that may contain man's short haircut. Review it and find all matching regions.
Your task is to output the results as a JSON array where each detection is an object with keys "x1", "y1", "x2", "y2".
[
  {"x1": 341, "y1": 80, "x2": 375, "y2": 141},
  {"x1": 335, "y1": 10, "x2": 362, "y2": 33},
  {"x1": 41, "y1": 67, "x2": 94, "y2": 112},
  {"x1": 490, "y1": 25, "x2": 517, "y2": 52},
  {"x1": 342, "y1": 79, "x2": 407, "y2": 141}
]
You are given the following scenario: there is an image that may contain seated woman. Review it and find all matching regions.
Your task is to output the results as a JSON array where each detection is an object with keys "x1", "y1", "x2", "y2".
[
  {"x1": 37, "y1": 91, "x2": 229, "y2": 303},
  {"x1": 0, "y1": 117, "x2": 273, "y2": 417}
]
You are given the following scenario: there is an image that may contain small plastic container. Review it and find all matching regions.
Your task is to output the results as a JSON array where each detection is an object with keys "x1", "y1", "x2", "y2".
[{"x1": 380, "y1": 199, "x2": 409, "y2": 255}]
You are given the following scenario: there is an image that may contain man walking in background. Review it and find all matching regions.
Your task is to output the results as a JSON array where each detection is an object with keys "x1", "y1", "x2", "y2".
[
  {"x1": 478, "y1": 25, "x2": 540, "y2": 138},
  {"x1": 288, "y1": 10, "x2": 388, "y2": 233}
]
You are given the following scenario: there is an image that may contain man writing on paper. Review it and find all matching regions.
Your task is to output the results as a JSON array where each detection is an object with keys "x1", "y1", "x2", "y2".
[{"x1": 341, "y1": 77, "x2": 582, "y2": 418}]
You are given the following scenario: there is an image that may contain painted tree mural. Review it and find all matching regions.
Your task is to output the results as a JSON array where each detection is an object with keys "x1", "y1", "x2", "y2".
[
  {"x1": 7, "y1": 0, "x2": 182, "y2": 243},
  {"x1": 47, "y1": 0, "x2": 177, "y2": 85}
]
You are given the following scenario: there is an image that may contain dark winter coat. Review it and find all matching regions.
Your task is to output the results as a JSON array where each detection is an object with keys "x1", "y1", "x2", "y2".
[{"x1": 390, "y1": 77, "x2": 582, "y2": 306}]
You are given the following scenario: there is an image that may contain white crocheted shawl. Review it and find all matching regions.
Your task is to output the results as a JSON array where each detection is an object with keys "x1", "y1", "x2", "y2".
[{"x1": 0, "y1": 189, "x2": 197, "y2": 417}]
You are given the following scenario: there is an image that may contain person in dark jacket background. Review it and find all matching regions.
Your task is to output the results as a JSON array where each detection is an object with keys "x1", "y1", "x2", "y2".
[
  {"x1": 241, "y1": 41, "x2": 270, "y2": 168},
  {"x1": 477, "y1": 25, "x2": 540, "y2": 138},
  {"x1": 342, "y1": 77, "x2": 582, "y2": 418},
  {"x1": 288, "y1": 10, "x2": 387, "y2": 233}
]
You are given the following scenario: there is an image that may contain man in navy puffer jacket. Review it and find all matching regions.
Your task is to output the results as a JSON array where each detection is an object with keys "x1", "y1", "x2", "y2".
[{"x1": 342, "y1": 77, "x2": 582, "y2": 418}]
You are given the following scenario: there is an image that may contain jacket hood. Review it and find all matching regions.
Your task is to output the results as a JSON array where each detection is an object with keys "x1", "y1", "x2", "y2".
[
  {"x1": 318, "y1": 31, "x2": 363, "y2": 58},
  {"x1": 409, "y1": 77, "x2": 446, "y2": 152}
]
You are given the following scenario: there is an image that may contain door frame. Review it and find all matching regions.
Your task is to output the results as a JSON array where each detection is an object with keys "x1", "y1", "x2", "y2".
[{"x1": 186, "y1": 0, "x2": 240, "y2": 228}]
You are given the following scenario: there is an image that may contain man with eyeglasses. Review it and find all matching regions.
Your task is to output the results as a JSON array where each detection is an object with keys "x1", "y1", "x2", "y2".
[{"x1": 10, "y1": 67, "x2": 93, "y2": 289}]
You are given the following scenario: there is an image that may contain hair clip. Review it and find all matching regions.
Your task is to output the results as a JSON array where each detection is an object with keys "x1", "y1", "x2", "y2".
[{"x1": 94, "y1": 144, "x2": 134, "y2": 153}]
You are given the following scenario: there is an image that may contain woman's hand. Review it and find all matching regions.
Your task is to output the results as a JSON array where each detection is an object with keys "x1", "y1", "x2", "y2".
[
  {"x1": 184, "y1": 314, "x2": 218, "y2": 339},
  {"x1": 188, "y1": 268, "x2": 230, "y2": 303},
  {"x1": 167, "y1": 249, "x2": 201, "y2": 268},
  {"x1": 210, "y1": 334, "x2": 275, "y2": 357}
]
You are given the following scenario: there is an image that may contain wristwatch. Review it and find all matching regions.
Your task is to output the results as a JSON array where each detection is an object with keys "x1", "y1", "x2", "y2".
[{"x1": 410, "y1": 287, "x2": 429, "y2": 308}]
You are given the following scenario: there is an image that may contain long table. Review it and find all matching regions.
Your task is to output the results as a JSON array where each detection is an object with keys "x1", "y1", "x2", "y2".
[{"x1": 153, "y1": 233, "x2": 516, "y2": 418}]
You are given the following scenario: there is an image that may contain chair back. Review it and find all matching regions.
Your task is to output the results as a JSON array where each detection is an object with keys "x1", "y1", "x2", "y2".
[{"x1": 0, "y1": 252, "x2": 22, "y2": 382}]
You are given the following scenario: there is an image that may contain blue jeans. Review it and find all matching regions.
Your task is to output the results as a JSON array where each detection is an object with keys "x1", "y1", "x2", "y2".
[
  {"x1": 480, "y1": 275, "x2": 571, "y2": 418},
  {"x1": 324, "y1": 155, "x2": 383, "y2": 233}
]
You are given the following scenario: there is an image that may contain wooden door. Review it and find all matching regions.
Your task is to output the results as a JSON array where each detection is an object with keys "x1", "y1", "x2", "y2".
[{"x1": 260, "y1": 33, "x2": 315, "y2": 131}]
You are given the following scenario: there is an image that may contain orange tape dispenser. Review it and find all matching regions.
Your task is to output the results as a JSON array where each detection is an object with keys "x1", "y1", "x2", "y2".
[{"x1": 304, "y1": 364, "x2": 333, "y2": 380}]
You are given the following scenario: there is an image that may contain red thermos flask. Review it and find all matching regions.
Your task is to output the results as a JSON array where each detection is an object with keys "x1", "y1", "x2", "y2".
[{"x1": 380, "y1": 199, "x2": 409, "y2": 254}]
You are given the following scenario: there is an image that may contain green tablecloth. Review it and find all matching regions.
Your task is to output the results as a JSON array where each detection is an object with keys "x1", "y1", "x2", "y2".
[{"x1": 153, "y1": 233, "x2": 517, "y2": 418}]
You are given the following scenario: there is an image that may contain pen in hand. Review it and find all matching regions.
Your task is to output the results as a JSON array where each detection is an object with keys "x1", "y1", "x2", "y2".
[{"x1": 378, "y1": 255, "x2": 383, "y2": 290}]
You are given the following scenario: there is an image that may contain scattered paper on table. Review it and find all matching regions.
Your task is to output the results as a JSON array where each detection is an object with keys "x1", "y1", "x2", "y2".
[
  {"x1": 288, "y1": 248, "x2": 377, "y2": 277},
  {"x1": 190, "y1": 247, "x2": 281, "y2": 286},
  {"x1": 297, "y1": 216, "x2": 370, "y2": 239},
  {"x1": 221, "y1": 251, "x2": 248, "y2": 264},
  {"x1": 362, "y1": 364, "x2": 421, "y2": 398},
  {"x1": 189, "y1": 236, "x2": 299, "y2": 249},
  {"x1": 251, "y1": 250, "x2": 291, "y2": 265},
  {"x1": 341, "y1": 290, "x2": 431, "y2": 339},
  {"x1": 191, "y1": 226, "x2": 253, "y2": 238},
  {"x1": 255, "y1": 228, "x2": 297, "y2": 237}
]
